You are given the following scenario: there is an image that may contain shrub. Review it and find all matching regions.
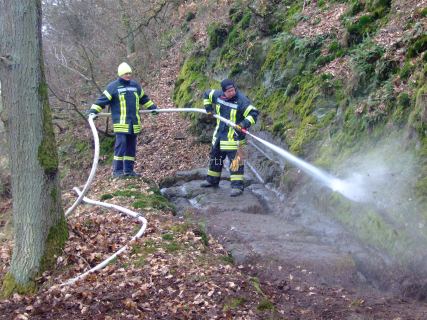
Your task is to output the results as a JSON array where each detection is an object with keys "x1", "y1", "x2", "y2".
[
  {"x1": 185, "y1": 11, "x2": 195, "y2": 22},
  {"x1": 399, "y1": 62, "x2": 414, "y2": 80},
  {"x1": 347, "y1": 15, "x2": 375, "y2": 45},
  {"x1": 398, "y1": 92, "x2": 411, "y2": 107},
  {"x1": 407, "y1": 35, "x2": 427, "y2": 58},
  {"x1": 347, "y1": 0, "x2": 365, "y2": 16}
]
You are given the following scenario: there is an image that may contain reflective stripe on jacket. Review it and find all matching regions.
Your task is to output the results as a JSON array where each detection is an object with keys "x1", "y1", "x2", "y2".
[{"x1": 90, "y1": 78, "x2": 154, "y2": 134}]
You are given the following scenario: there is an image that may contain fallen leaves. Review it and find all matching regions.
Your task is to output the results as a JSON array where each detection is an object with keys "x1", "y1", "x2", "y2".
[
  {"x1": 292, "y1": 3, "x2": 348, "y2": 39},
  {"x1": 1, "y1": 2, "x2": 427, "y2": 319}
]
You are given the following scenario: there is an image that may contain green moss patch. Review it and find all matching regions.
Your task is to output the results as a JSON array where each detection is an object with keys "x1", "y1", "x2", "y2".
[
  {"x1": 132, "y1": 193, "x2": 176, "y2": 213},
  {"x1": 257, "y1": 298, "x2": 275, "y2": 311},
  {"x1": 223, "y1": 296, "x2": 247, "y2": 312},
  {"x1": 40, "y1": 216, "x2": 68, "y2": 273},
  {"x1": 173, "y1": 54, "x2": 212, "y2": 110},
  {"x1": 407, "y1": 35, "x2": 427, "y2": 59},
  {"x1": 38, "y1": 82, "x2": 59, "y2": 175},
  {"x1": 1, "y1": 273, "x2": 37, "y2": 298},
  {"x1": 108, "y1": 188, "x2": 176, "y2": 213}
]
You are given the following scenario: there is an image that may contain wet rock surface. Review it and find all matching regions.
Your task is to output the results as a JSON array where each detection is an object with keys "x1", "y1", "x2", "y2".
[{"x1": 161, "y1": 168, "x2": 378, "y2": 290}]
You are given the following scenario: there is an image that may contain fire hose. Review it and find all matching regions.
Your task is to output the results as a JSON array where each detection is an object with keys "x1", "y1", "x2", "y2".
[{"x1": 62, "y1": 108, "x2": 357, "y2": 286}]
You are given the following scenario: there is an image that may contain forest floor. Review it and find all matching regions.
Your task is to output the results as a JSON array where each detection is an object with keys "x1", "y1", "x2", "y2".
[{"x1": 1, "y1": 44, "x2": 427, "y2": 319}]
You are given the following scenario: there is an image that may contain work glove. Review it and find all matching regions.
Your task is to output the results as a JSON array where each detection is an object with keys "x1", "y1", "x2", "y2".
[
  {"x1": 235, "y1": 123, "x2": 246, "y2": 132},
  {"x1": 230, "y1": 155, "x2": 241, "y2": 171},
  {"x1": 205, "y1": 111, "x2": 215, "y2": 123},
  {"x1": 230, "y1": 148, "x2": 245, "y2": 171},
  {"x1": 147, "y1": 104, "x2": 158, "y2": 116},
  {"x1": 84, "y1": 109, "x2": 97, "y2": 118}
]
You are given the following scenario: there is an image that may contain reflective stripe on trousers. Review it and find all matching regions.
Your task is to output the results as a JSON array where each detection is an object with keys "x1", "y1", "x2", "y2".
[{"x1": 206, "y1": 141, "x2": 244, "y2": 190}]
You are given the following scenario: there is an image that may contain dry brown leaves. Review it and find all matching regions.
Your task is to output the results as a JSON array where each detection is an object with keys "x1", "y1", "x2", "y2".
[
  {"x1": 292, "y1": 3, "x2": 348, "y2": 38},
  {"x1": 133, "y1": 48, "x2": 210, "y2": 183},
  {"x1": 0, "y1": 38, "x2": 273, "y2": 320},
  {"x1": 374, "y1": 0, "x2": 427, "y2": 61},
  {"x1": 317, "y1": 56, "x2": 352, "y2": 80},
  {"x1": 0, "y1": 164, "x2": 276, "y2": 319}
]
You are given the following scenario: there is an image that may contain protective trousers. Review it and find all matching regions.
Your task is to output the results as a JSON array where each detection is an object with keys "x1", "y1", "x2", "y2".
[
  {"x1": 206, "y1": 141, "x2": 244, "y2": 190},
  {"x1": 113, "y1": 133, "x2": 137, "y2": 174}
]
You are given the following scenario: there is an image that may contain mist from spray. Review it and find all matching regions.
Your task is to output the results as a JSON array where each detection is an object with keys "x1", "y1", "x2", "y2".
[
  {"x1": 332, "y1": 136, "x2": 420, "y2": 212},
  {"x1": 249, "y1": 129, "x2": 427, "y2": 290},
  {"x1": 248, "y1": 133, "x2": 369, "y2": 202}
]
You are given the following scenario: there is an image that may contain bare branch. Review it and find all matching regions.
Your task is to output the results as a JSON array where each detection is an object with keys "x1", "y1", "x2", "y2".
[
  {"x1": 58, "y1": 60, "x2": 92, "y2": 81},
  {"x1": 79, "y1": 44, "x2": 103, "y2": 94},
  {"x1": 48, "y1": 86, "x2": 112, "y2": 137},
  {"x1": 119, "y1": 1, "x2": 168, "y2": 42}
]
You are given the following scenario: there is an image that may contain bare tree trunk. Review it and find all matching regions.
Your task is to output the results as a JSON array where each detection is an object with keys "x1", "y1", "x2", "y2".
[
  {"x1": 119, "y1": 0, "x2": 135, "y2": 56},
  {"x1": 0, "y1": 0, "x2": 68, "y2": 296}
]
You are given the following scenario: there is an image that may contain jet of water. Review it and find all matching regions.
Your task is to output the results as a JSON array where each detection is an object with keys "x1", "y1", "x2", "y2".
[{"x1": 248, "y1": 133, "x2": 368, "y2": 202}]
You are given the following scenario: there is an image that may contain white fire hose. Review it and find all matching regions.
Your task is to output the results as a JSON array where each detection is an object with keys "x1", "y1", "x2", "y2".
[{"x1": 62, "y1": 107, "x2": 351, "y2": 286}]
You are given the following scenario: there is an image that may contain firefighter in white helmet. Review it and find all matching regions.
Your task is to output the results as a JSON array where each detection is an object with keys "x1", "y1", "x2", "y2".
[{"x1": 88, "y1": 62, "x2": 158, "y2": 177}]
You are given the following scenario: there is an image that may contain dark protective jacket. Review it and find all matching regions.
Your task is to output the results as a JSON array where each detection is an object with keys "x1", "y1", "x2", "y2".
[
  {"x1": 203, "y1": 89, "x2": 259, "y2": 150},
  {"x1": 90, "y1": 78, "x2": 155, "y2": 134}
]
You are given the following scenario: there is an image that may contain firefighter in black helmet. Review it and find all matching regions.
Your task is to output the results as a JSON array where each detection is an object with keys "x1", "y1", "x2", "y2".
[{"x1": 201, "y1": 79, "x2": 259, "y2": 197}]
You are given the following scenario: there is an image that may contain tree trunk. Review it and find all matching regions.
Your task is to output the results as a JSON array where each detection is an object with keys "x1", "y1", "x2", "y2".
[
  {"x1": 0, "y1": 0, "x2": 68, "y2": 296},
  {"x1": 119, "y1": 0, "x2": 136, "y2": 56}
]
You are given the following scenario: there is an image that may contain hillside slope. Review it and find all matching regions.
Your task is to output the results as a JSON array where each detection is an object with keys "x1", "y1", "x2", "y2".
[{"x1": 173, "y1": 0, "x2": 427, "y2": 291}]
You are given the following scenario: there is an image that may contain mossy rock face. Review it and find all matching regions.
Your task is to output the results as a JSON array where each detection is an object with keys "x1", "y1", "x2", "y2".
[
  {"x1": 172, "y1": 0, "x2": 427, "y2": 258},
  {"x1": 207, "y1": 22, "x2": 229, "y2": 51},
  {"x1": 173, "y1": 54, "x2": 210, "y2": 110},
  {"x1": 410, "y1": 85, "x2": 427, "y2": 203}
]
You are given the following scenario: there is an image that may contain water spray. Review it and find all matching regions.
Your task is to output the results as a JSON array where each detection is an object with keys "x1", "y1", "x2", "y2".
[
  {"x1": 207, "y1": 111, "x2": 366, "y2": 202},
  {"x1": 66, "y1": 107, "x2": 365, "y2": 217},
  {"x1": 103, "y1": 108, "x2": 366, "y2": 202}
]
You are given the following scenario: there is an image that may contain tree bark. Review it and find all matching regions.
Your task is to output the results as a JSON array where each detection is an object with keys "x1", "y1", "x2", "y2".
[
  {"x1": 119, "y1": 0, "x2": 136, "y2": 56},
  {"x1": 0, "y1": 0, "x2": 68, "y2": 296}
]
